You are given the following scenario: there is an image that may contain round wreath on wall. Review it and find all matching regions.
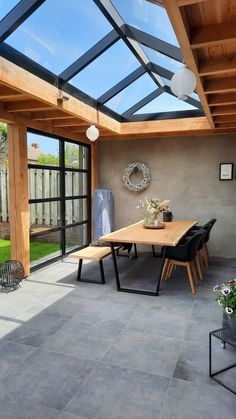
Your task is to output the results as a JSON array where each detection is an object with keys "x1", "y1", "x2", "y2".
[{"x1": 122, "y1": 162, "x2": 151, "y2": 192}]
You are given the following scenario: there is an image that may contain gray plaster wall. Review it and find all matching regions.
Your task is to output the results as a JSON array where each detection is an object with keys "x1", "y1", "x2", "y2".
[{"x1": 97, "y1": 134, "x2": 236, "y2": 258}]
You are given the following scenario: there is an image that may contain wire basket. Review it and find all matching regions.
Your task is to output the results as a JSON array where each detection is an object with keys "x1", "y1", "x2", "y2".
[{"x1": 0, "y1": 260, "x2": 25, "y2": 291}]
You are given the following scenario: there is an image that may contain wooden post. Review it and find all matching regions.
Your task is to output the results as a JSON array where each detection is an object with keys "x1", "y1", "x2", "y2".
[
  {"x1": 91, "y1": 142, "x2": 97, "y2": 241},
  {"x1": 8, "y1": 123, "x2": 30, "y2": 276}
]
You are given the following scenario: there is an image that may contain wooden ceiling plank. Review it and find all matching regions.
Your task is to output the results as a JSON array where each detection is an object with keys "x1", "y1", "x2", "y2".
[
  {"x1": 53, "y1": 119, "x2": 88, "y2": 127},
  {"x1": 191, "y1": 21, "x2": 236, "y2": 49},
  {"x1": 211, "y1": 105, "x2": 236, "y2": 116},
  {"x1": 215, "y1": 122, "x2": 236, "y2": 129},
  {"x1": 177, "y1": 0, "x2": 208, "y2": 6},
  {"x1": 163, "y1": 0, "x2": 214, "y2": 128},
  {"x1": 32, "y1": 110, "x2": 77, "y2": 121},
  {"x1": 214, "y1": 114, "x2": 236, "y2": 123},
  {"x1": 6, "y1": 99, "x2": 54, "y2": 112},
  {"x1": 199, "y1": 56, "x2": 236, "y2": 76},
  {"x1": 121, "y1": 117, "x2": 210, "y2": 135},
  {"x1": 208, "y1": 93, "x2": 236, "y2": 106},
  {"x1": 204, "y1": 77, "x2": 236, "y2": 94}
]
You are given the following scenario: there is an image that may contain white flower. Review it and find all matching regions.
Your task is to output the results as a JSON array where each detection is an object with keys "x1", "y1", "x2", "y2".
[
  {"x1": 218, "y1": 300, "x2": 222, "y2": 306},
  {"x1": 222, "y1": 287, "x2": 231, "y2": 296},
  {"x1": 225, "y1": 307, "x2": 233, "y2": 315}
]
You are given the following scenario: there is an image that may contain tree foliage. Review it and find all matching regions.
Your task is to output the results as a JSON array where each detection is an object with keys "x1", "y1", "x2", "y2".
[
  {"x1": 0, "y1": 123, "x2": 7, "y2": 164},
  {"x1": 37, "y1": 144, "x2": 80, "y2": 167}
]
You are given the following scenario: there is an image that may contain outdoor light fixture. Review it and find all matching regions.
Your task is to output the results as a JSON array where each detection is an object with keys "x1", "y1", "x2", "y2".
[
  {"x1": 86, "y1": 124, "x2": 99, "y2": 142},
  {"x1": 170, "y1": 65, "x2": 196, "y2": 100}
]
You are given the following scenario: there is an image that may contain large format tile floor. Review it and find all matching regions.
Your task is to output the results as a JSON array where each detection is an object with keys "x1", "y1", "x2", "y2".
[{"x1": 0, "y1": 252, "x2": 235, "y2": 419}]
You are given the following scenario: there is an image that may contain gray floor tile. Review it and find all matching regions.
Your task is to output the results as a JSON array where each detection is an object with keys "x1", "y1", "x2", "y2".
[
  {"x1": 102, "y1": 329, "x2": 181, "y2": 377},
  {"x1": 0, "y1": 340, "x2": 35, "y2": 375},
  {"x1": 0, "y1": 398, "x2": 59, "y2": 419},
  {"x1": 159, "y1": 378, "x2": 236, "y2": 419},
  {"x1": 57, "y1": 413, "x2": 87, "y2": 419},
  {"x1": 42, "y1": 319, "x2": 123, "y2": 361},
  {"x1": 0, "y1": 348, "x2": 96, "y2": 411},
  {"x1": 4, "y1": 312, "x2": 69, "y2": 347},
  {"x1": 65, "y1": 364, "x2": 169, "y2": 419}
]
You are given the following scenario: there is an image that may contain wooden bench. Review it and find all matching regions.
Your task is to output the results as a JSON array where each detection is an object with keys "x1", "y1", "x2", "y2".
[{"x1": 69, "y1": 246, "x2": 113, "y2": 284}]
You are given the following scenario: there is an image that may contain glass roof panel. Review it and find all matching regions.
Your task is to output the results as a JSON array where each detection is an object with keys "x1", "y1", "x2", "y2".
[
  {"x1": 0, "y1": 0, "x2": 20, "y2": 21},
  {"x1": 106, "y1": 73, "x2": 157, "y2": 114},
  {"x1": 112, "y1": 0, "x2": 179, "y2": 46},
  {"x1": 5, "y1": 0, "x2": 113, "y2": 74},
  {"x1": 144, "y1": 46, "x2": 182, "y2": 74},
  {"x1": 71, "y1": 40, "x2": 140, "y2": 99},
  {"x1": 135, "y1": 92, "x2": 197, "y2": 114}
]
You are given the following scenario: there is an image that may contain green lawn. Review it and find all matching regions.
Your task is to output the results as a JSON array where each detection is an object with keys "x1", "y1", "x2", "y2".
[{"x1": 0, "y1": 239, "x2": 60, "y2": 263}]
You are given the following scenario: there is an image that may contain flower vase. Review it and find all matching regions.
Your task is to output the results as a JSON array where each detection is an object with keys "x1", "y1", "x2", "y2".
[{"x1": 228, "y1": 316, "x2": 236, "y2": 338}]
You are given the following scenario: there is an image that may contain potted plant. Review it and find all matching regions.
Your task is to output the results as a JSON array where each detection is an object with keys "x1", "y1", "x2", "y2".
[
  {"x1": 137, "y1": 197, "x2": 170, "y2": 228},
  {"x1": 213, "y1": 279, "x2": 236, "y2": 337}
]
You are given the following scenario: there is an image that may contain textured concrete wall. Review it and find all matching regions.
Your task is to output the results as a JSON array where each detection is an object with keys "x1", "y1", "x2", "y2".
[{"x1": 97, "y1": 134, "x2": 236, "y2": 258}]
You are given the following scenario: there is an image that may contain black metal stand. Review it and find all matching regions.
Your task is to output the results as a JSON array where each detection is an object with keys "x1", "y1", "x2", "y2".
[
  {"x1": 77, "y1": 259, "x2": 106, "y2": 284},
  {"x1": 151, "y1": 245, "x2": 162, "y2": 258},
  {"x1": 209, "y1": 327, "x2": 236, "y2": 395},
  {"x1": 110, "y1": 242, "x2": 166, "y2": 296},
  {"x1": 116, "y1": 243, "x2": 138, "y2": 258}
]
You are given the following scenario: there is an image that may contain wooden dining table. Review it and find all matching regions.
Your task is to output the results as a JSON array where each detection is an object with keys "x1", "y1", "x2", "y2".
[{"x1": 101, "y1": 220, "x2": 197, "y2": 296}]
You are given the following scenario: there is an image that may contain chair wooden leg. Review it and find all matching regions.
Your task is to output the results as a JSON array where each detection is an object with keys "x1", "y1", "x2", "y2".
[
  {"x1": 191, "y1": 260, "x2": 199, "y2": 287},
  {"x1": 196, "y1": 254, "x2": 203, "y2": 281},
  {"x1": 205, "y1": 243, "x2": 210, "y2": 264},
  {"x1": 202, "y1": 246, "x2": 209, "y2": 268},
  {"x1": 186, "y1": 262, "x2": 196, "y2": 295},
  {"x1": 167, "y1": 262, "x2": 175, "y2": 279},
  {"x1": 198, "y1": 250, "x2": 205, "y2": 274},
  {"x1": 161, "y1": 258, "x2": 170, "y2": 282}
]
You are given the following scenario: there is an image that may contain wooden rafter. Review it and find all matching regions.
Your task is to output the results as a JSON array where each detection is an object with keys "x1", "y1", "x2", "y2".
[
  {"x1": 191, "y1": 21, "x2": 236, "y2": 49},
  {"x1": 208, "y1": 94, "x2": 236, "y2": 107},
  {"x1": 163, "y1": 0, "x2": 214, "y2": 128},
  {"x1": 204, "y1": 78, "x2": 236, "y2": 94},
  {"x1": 199, "y1": 56, "x2": 236, "y2": 76},
  {"x1": 6, "y1": 99, "x2": 53, "y2": 112}
]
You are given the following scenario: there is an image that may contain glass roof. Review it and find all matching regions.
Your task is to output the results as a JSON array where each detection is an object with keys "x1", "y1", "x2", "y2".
[
  {"x1": 0, "y1": 0, "x2": 203, "y2": 121},
  {"x1": 0, "y1": 0, "x2": 20, "y2": 21},
  {"x1": 135, "y1": 92, "x2": 197, "y2": 114},
  {"x1": 6, "y1": 0, "x2": 113, "y2": 74},
  {"x1": 106, "y1": 74, "x2": 157, "y2": 114},
  {"x1": 71, "y1": 40, "x2": 140, "y2": 99},
  {"x1": 112, "y1": 0, "x2": 179, "y2": 46}
]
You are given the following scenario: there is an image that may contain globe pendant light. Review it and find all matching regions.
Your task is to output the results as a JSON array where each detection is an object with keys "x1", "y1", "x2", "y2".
[
  {"x1": 170, "y1": 65, "x2": 196, "y2": 100},
  {"x1": 86, "y1": 124, "x2": 99, "y2": 141}
]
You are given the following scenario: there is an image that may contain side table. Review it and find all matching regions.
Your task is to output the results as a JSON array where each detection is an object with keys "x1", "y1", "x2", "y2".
[{"x1": 209, "y1": 327, "x2": 236, "y2": 395}]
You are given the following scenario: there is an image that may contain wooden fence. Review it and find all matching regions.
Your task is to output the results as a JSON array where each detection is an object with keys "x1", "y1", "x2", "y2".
[{"x1": 0, "y1": 167, "x2": 87, "y2": 225}]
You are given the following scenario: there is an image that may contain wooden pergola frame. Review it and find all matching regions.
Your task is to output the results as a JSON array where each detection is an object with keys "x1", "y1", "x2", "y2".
[{"x1": 0, "y1": 0, "x2": 235, "y2": 275}]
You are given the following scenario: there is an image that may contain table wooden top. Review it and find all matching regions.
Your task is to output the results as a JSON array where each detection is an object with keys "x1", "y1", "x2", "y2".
[{"x1": 101, "y1": 220, "x2": 198, "y2": 247}]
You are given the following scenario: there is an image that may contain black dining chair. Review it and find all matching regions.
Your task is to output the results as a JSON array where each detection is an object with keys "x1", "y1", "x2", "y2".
[{"x1": 161, "y1": 229, "x2": 206, "y2": 295}]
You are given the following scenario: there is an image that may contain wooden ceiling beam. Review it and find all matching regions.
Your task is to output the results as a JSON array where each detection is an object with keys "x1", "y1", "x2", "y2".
[
  {"x1": 211, "y1": 105, "x2": 236, "y2": 116},
  {"x1": 199, "y1": 56, "x2": 236, "y2": 76},
  {"x1": 0, "y1": 85, "x2": 24, "y2": 100},
  {"x1": 163, "y1": 0, "x2": 214, "y2": 128},
  {"x1": 5, "y1": 100, "x2": 53, "y2": 112},
  {"x1": 204, "y1": 78, "x2": 236, "y2": 94},
  {"x1": 214, "y1": 115, "x2": 236, "y2": 124},
  {"x1": 32, "y1": 110, "x2": 76, "y2": 121},
  {"x1": 208, "y1": 93, "x2": 236, "y2": 107},
  {"x1": 0, "y1": 57, "x2": 120, "y2": 133},
  {"x1": 121, "y1": 117, "x2": 210, "y2": 135},
  {"x1": 191, "y1": 21, "x2": 236, "y2": 49}
]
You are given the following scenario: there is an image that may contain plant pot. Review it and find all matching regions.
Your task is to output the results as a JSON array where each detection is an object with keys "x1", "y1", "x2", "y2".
[{"x1": 228, "y1": 316, "x2": 236, "y2": 338}]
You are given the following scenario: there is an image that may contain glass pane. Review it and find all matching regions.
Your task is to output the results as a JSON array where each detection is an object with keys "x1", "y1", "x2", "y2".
[
  {"x1": 65, "y1": 198, "x2": 88, "y2": 225},
  {"x1": 0, "y1": 1, "x2": 20, "y2": 21},
  {"x1": 64, "y1": 142, "x2": 89, "y2": 169},
  {"x1": 144, "y1": 46, "x2": 182, "y2": 73},
  {"x1": 106, "y1": 74, "x2": 157, "y2": 114},
  {"x1": 65, "y1": 224, "x2": 88, "y2": 252},
  {"x1": 71, "y1": 40, "x2": 140, "y2": 99},
  {"x1": 27, "y1": 132, "x2": 59, "y2": 166},
  {"x1": 65, "y1": 172, "x2": 88, "y2": 197},
  {"x1": 6, "y1": 0, "x2": 112, "y2": 74},
  {"x1": 30, "y1": 201, "x2": 61, "y2": 228},
  {"x1": 112, "y1": 0, "x2": 179, "y2": 46},
  {"x1": 30, "y1": 230, "x2": 61, "y2": 266},
  {"x1": 29, "y1": 168, "x2": 60, "y2": 199},
  {"x1": 135, "y1": 92, "x2": 197, "y2": 114}
]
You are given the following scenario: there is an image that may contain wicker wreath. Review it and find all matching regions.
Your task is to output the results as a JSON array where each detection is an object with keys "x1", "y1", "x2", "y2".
[{"x1": 122, "y1": 162, "x2": 151, "y2": 192}]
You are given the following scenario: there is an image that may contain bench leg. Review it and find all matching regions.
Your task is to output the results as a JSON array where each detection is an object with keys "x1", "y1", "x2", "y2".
[
  {"x1": 77, "y1": 258, "x2": 106, "y2": 284},
  {"x1": 99, "y1": 260, "x2": 106, "y2": 284},
  {"x1": 77, "y1": 259, "x2": 83, "y2": 281}
]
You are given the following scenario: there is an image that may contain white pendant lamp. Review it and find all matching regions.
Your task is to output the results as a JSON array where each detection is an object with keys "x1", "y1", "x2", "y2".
[
  {"x1": 170, "y1": 65, "x2": 196, "y2": 100},
  {"x1": 86, "y1": 124, "x2": 99, "y2": 142}
]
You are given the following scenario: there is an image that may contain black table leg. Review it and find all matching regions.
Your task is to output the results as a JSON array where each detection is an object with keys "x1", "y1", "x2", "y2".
[
  {"x1": 99, "y1": 260, "x2": 106, "y2": 284},
  {"x1": 110, "y1": 242, "x2": 165, "y2": 296},
  {"x1": 77, "y1": 258, "x2": 106, "y2": 284},
  {"x1": 77, "y1": 259, "x2": 83, "y2": 281}
]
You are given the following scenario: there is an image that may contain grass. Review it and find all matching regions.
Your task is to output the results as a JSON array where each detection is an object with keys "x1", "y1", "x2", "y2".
[{"x1": 0, "y1": 239, "x2": 60, "y2": 263}]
